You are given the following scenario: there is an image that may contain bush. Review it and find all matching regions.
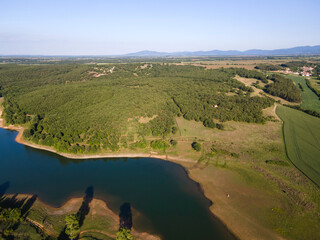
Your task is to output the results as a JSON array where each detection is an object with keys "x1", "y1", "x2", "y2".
[
  {"x1": 216, "y1": 123, "x2": 224, "y2": 130},
  {"x1": 172, "y1": 126, "x2": 178, "y2": 134},
  {"x1": 191, "y1": 142, "x2": 201, "y2": 152},
  {"x1": 203, "y1": 119, "x2": 216, "y2": 128},
  {"x1": 265, "y1": 160, "x2": 289, "y2": 166},
  {"x1": 150, "y1": 140, "x2": 170, "y2": 150},
  {"x1": 170, "y1": 139, "x2": 177, "y2": 146},
  {"x1": 130, "y1": 140, "x2": 147, "y2": 149}
]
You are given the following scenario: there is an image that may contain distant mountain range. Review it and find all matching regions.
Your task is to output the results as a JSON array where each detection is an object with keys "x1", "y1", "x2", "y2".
[{"x1": 124, "y1": 45, "x2": 320, "y2": 57}]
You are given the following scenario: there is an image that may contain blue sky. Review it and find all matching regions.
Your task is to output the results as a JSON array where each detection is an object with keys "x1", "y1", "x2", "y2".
[{"x1": 1, "y1": 0, "x2": 320, "y2": 55}]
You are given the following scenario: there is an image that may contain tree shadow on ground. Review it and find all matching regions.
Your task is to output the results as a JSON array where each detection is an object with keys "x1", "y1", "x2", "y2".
[
  {"x1": 0, "y1": 194, "x2": 37, "y2": 217},
  {"x1": 0, "y1": 193, "x2": 37, "y2": 239},
  {"x1": 119, "y1": 202, "x2": 132, "y2": 230},
  {"x1": 77, "y1": 186, "x2": 94, "y2": 227},
  {"x1": 58, "y1": 186, "x2": 94, "y2": 240},
  {"x1": 57, "y1": 227, "x2": 69, "y2": 240}
]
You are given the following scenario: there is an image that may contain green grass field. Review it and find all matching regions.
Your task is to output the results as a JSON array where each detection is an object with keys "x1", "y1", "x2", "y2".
[
  {"x1": 285, "y1": 74, "x2": 320, "y2": 112},
  {"x1": 276, "y1": 105, "x2": 320, "y2": 186}
]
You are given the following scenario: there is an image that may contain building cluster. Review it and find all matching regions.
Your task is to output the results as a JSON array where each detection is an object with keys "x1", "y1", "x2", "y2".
[{"x1": 284, "y1": 66, "x2": 314, "y2": 77}]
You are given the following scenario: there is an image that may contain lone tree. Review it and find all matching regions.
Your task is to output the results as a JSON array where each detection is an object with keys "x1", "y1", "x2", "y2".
[
  {"x1": 116, "y1": 228, "x2": 133, "y2": 240},
  {"x1": 64, "y1": 214, "x2": 80, "y2": 240},
  {"x1": 191, "y1": 142, "x2": 201, "y2": 152}
]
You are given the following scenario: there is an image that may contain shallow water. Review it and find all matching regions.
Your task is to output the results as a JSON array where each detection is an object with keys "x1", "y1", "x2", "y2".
[{"x1": 0, "y1": 128, "x2": 235, "y2": 240}]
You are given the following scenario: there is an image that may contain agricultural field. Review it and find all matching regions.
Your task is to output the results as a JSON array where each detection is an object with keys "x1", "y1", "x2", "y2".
[
  {"x1": 171, "y1": 56, "x2": 319, "y2": 70},
  {"x1": 276, "y1": 105, "x2": 320, "y2": 186}
]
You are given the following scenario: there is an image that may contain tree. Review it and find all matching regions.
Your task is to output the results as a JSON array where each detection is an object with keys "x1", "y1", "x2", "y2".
[
  {"x1": 172, "y1": 126, "x2": 178, "y2": 134},
  {"x1": 0, "y1": 208, "x2": 22, "y2": 236},
  {"x1": 203, "y1": 119, "x2": 215, "y2": 128},
  {"x1": 64, "y1": 214, "x2": 80, "y2": 240},
  {"x1": 191, "y1": 142, "x2": 201, "y2": 152},
  {"x1": 170, "y1": 139, "x2": 177, "y2": 146},
  {"x1": 116, "y1": 228, "x2": 133, "y2": 240}
]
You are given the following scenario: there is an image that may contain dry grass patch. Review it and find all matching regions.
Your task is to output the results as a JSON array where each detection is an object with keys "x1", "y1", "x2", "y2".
[{"x1": 138, "y1": 115, "x2": 157, "y2": 123}]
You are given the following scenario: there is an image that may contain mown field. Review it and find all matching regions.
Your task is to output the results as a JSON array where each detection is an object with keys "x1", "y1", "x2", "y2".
[{"x1": 276, "y1": 105, "x2": 320, "y2": 186}]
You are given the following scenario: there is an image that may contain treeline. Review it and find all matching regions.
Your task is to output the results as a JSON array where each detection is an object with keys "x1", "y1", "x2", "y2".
[
  {"x1": 284, "y1": 105, "x2": 320, "y2": 118},
  {"x1": 312, "y1": 65, "x2": 320, "y2": 79},
  {"x1": 264, "y1": 74, "x2": 302, "y2": 102},
  {"x1": 23, "y1": 114, "x2": 120, "y2": 153},
  {"x1": 305, "y1": 79, "x2": 320, "y2": 99},
  {"x1": 254, "y1": 64, "x2": 282, "y2": 71}
]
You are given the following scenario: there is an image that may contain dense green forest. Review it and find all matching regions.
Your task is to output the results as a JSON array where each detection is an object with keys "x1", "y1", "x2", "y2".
[
  {"x1": 0, "y1": 64, "x2": 275, "y2": 154},
  {"x1": 264, "y1": 74, "x2": 302, "y2": 102}
]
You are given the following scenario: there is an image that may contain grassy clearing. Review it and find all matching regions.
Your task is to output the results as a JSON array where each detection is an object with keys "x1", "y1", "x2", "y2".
[
  {"x1": 173, "y1": 109, "x2": 320, "y2": 240},
  {"x1": 276, "y1": 105, "x2": 320, "y2": 186},
  {"x1": 285, "y1": 74, "x2": 320, "y2": 112}
]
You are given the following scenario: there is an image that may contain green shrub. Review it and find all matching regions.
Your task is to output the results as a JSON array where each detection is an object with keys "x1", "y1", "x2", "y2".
[
  {"x1": 191, "y1": 142, "x2": 201, "y2": 152},
  {"x1": 150, "y1": 140, "x2": 169, "y2": 150},
  {"x1": 130, "y1": 140, "x2": 147, "y2": 149},
  {"x1": 203, "y1": 119, "x2": 216, "y2": 128},
  {"x1": 265, "y1": 160, "x2": 289, "y2": 166},
  {"x1": 170, "y1": 139, "x2": 177, "y2": 146}
]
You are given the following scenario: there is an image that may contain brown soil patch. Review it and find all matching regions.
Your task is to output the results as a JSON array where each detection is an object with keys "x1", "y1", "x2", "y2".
[
  {"x1": 186, "y1": 165, "x2": 285, "y2": 240},
  {"x1": 225, "y1": 92, "x2": 237, "y2": 96},
  {"x1": 138, "y1": 115, "x2": 157, "y2": 123},
  {"x1": 42, "y1": 198, "x2": 83, "y2": 215},
  {"x1": 140, "y1": 64, "x2": 152, "y2": 69}
]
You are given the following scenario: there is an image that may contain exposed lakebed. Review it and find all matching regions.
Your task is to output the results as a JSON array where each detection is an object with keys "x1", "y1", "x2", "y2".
[{"x1": 0, "y1": 128, "x2": 235, "y2": 240}]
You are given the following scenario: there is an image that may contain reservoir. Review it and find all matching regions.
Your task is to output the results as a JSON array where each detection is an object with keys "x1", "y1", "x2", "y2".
[{"x1": 0, "y1": 128, "x2": 235, "y2": 240}]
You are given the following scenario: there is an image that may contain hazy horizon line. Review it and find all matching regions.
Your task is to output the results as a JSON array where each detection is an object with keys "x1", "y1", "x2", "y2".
[{"x1": 1, "y1": 44, "x2": 320, "y2": 57}]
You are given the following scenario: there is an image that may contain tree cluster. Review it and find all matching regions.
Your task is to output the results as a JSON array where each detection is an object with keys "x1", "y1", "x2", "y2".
[{"x1": 264, "y1": 74, "x2": 302, "y2": 102}]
